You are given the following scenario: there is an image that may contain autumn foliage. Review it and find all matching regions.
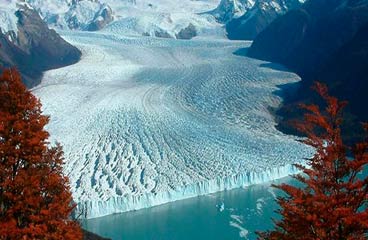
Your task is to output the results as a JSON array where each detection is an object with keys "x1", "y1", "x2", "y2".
[
  {"x1": 258, "y1": 83, "x2": 368, "y2": 239},
  {"x1": 0, "y1": 68, "x2": 82, "y2": 239}
]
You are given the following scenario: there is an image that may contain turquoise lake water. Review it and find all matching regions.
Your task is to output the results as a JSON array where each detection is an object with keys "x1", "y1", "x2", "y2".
[{"x1": 82, "y1": 177, "x2": 295, "y2": 240}]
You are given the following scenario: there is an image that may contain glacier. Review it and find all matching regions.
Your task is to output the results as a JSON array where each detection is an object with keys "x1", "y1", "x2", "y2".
[{"x1": 33, "y1": 30, "x2": 311, "y2": 219}]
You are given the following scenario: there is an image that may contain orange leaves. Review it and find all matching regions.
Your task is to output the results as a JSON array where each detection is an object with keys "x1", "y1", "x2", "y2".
[
  {"x1": 0, "y1": 68, "x2": 82, "y2": 240},
  {"x1": 258, "y1": 82, "x2": 368, "y2": 239}
]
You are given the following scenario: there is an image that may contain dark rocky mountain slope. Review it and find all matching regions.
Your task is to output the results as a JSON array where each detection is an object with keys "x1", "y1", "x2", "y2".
[
  {"x1": 0, "y1": 5, "x2": 81, "y2": 88},
  {"x1": 247, "y1": 0, "x2": 368, "y2": 142},
  {"x1": 319, "y1": 21, "x2": 368, "y2": 120}
]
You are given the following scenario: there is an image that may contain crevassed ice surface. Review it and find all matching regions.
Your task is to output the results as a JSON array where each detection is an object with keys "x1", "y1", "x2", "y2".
[{"x1": 33, "y1": 31, "x2": 310, "y2": 219}]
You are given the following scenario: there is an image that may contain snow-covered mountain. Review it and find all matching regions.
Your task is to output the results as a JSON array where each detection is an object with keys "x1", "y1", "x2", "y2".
[
  {"x1": 212, "y1": 0, "x2": 302, "y2": 23},
  {"x1": 209, "y1": 0, "x2": 256, "y2": 23},
  {"x1": 1, "y1": 0, "x2": 304, "y2": 40},
  {"x1": 94, "y1": 0, "x2": 224, "y2": 38},
  {"x1": 209, "y1": 0, "x2": 303, "y2": 39},
  {"x1": 6, "y1": 0, "x2": 223, "y2": 39},
  {"x1": 27, "y1": 0, "x2": 113, "y2": 31}
]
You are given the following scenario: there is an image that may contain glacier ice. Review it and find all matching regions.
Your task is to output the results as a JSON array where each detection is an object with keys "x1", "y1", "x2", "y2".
[
  {"x1": 33, "y1": 31, "x2": 311, "y2": 219},
  {"x1": 0, "y1": 1, "x2": 25, "y2": 36}
]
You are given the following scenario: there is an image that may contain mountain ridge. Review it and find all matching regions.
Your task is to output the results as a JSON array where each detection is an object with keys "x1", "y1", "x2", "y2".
[
  {"x1": 213, "y1": 0, "x2": 303, "y2": 40},
  {"x1": 248, "y1": 0, "x2": 368, "y2": 142}
]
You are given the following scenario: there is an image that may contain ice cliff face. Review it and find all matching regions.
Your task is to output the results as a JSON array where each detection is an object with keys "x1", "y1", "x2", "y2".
[{"x1": 77, "y1": 165, "x2": 300, "y2": 219}]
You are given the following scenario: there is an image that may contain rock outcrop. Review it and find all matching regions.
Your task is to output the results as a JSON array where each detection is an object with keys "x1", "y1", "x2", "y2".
[{"x1": 175, "y1": 23, "x2": 197, "y2": 40}]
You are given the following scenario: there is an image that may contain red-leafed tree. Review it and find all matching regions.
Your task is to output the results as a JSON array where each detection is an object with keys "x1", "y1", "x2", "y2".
[
  {"x1": 258, "y1": 82, "x2": 368, "y2": 240},
  {"x1": 0, "y1": 68, "x2": 82, "y2": 239}
]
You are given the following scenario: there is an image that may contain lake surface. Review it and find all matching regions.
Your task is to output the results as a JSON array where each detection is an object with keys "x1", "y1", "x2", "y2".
[{"x1": 82, "y1": 177, "x2": 295, "y2": 240}]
